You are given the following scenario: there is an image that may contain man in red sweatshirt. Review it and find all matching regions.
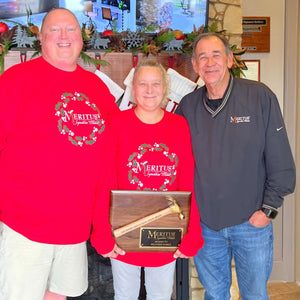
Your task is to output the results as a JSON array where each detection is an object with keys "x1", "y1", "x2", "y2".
[{"x1": 0, "y1": 8, "x2": 118, "y2": 300}]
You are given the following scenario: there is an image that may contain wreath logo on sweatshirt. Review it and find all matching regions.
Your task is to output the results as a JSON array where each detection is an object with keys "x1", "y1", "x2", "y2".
[
  {"x1": 55, "y1": 92, "x2": 105, "y2": 147},
  {"x1": 127, "y1": 142, "x2": 178, "y2": 191}
]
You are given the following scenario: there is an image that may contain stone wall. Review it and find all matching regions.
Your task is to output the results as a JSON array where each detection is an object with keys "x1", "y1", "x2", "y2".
[
  {"x1": 208, "y1": 0, "x2": 243, "y2": 47},
  {"x1": 189, "y1": 1, "x2": 243, "y2": 299}
]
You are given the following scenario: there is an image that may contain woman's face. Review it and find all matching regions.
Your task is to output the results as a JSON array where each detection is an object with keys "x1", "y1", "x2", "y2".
[{"x1": 132, "y1": 66, "x2": 166, "y2": 113}]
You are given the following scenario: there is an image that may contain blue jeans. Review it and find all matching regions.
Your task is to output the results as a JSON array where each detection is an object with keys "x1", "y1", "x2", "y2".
[{"x1": 194, "y1": 221, "x2": 273, "y2": 300}]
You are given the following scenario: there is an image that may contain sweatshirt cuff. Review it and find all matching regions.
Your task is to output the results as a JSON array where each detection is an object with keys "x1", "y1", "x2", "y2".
[
  {"x1": 262, "y1": 204, "x2": 278, "y2": 211},
  {"x1": 90, "y1": 233, "x2": 115, "y2": 255},
  {"x1": 178, "y1": 235, "x2": 204, "y2": 257}
]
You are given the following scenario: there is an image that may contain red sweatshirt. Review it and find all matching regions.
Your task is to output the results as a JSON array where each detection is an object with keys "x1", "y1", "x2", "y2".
[
  {"x1": 0, "y1": 57, "x2": 119, "y2": 244},
  {"x1": 91, "y1": 108, "x2": 204, "y2": 267}
]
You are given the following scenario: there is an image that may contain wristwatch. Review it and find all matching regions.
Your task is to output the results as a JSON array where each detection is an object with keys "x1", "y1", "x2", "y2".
[{"x1": 261, "y1": 206, "x2": 278, "y2": 219}]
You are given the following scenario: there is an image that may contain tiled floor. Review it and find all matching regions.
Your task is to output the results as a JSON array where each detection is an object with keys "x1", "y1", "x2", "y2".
[{"x1": 267, "y1": 282, "x2": 300, "y2": 300}]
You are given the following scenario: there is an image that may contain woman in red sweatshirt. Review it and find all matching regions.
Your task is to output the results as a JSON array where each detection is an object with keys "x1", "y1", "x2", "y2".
[{"x1": 91, "y1": 61, "x2": 204, "y2": 300}]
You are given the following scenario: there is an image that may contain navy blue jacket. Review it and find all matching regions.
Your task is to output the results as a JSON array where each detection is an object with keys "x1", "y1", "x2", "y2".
[{"x1": 176, "y1": 76, "x2": 296, "y2": 230}]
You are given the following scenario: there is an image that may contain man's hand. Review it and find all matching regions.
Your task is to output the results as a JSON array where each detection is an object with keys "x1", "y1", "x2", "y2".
[
  {"x1": 249, "y1": 210, "x2": 272, "y2": 227},
  {"x1": 102, "y1": 244, "x2": 125, "y2": 258}
]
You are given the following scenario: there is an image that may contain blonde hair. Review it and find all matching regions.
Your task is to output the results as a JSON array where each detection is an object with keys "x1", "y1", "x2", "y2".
[{"x1": 132, "y1": 61, "x2": 170, "y2": 107}]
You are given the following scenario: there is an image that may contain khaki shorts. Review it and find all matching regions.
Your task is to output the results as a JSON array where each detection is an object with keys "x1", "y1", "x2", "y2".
[{"x1": 0, "y1": 222, "x2": 88, "y2": 300}]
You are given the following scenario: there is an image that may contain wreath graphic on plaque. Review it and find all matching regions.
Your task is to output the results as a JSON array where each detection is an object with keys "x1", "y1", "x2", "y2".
[
  {"x1": 55, "y1": 92, "x2": 105, "y2": 146},
  {"x1": 127, "y1": 142, "x2": 178, "y2": 191}
]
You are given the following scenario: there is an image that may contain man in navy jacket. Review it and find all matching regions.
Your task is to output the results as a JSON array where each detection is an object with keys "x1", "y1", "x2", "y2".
[{"x1": 176, "y1": 32, "x2": 296, "y2": 300}]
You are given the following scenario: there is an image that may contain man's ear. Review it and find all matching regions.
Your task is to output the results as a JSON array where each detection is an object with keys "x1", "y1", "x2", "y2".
[
  {"x1": 191, "y1": 57, "x2": 199, "y2": 74},
  {"x1": 227, "y1": 52, "x2": 234, "y2": 69},
  {"x1": 38, "y1": 32, "x2": 42, "y2": 45}
]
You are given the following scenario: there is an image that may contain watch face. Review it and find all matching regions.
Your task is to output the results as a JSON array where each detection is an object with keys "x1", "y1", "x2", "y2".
[
  {"x1": 269, "y1": 210, "x2": 278, "y2": 219},
  {"x1": 263, "y1": 208, "x2": 278, "y2": 219}
]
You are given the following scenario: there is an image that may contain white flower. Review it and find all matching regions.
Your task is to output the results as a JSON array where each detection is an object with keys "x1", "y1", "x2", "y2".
[
  {"x1": 78, "y1": 141, "x2": 83, "y2": 147},
  {"x1": 55, "y1": 111, "x2": 60, "y2": 116}
]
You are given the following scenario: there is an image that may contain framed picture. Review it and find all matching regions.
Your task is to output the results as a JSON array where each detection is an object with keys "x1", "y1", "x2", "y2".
[{"x1": 243, "y1": 60, "x2": 260, "y2": 81}]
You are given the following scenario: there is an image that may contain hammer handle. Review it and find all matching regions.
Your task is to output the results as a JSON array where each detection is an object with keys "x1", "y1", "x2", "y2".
[{"x1": 113, "y1": 207, "x2": 171, "y2": 238}]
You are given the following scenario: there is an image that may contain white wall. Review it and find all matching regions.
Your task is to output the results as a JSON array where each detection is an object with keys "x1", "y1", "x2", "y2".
[{"x1": 241, "y1": 0, "x2": 285, "y2": 109}]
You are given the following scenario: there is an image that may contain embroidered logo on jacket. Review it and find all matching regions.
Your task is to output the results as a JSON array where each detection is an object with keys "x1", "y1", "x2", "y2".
[
  {"x1": 55, "y1": 92, "x2": 105, "y2": 146},
  {"x1": 127, "y1": 143, "x2": 178, "y2": 191},
  {"x1": 230, "y1": 116, "x2": 251, "y2": 123}
]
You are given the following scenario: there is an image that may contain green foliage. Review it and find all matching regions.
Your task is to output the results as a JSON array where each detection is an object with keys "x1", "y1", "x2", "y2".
[
  {"x1": 0, "y1": 41, "x2": 11, "y2": 74},
  {"x1": 26, "y1": 7, "x2": 34, "y2": 27},
  {"x1": 139, "y1": 24, "x2": 160, "y2": 34},
  {"x1": 230, "y1": 67, "x2": 244, "y2": 78},
  {"x1": 81, "y1": 23, "x2": 90, "y2": 42},
  {"x1": 80, "y1": 51, "x2": 110, "y2": 68},
  {"x1": 155, "y1": 31, "x2": 175, "y2": 45},
  {"x1": 208, "y1": 20, "x2": 219, "y2": 33}
]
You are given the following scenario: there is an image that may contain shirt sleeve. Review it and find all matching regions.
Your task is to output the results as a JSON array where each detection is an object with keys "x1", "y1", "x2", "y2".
[
  {"x1": 0, "y1": 66, "x2": 23, "y2": 152},
  {"x1": 262, "y1": 90, "x2": 296, "y2": 208},
  {"x1": 90, "y1": 123, "x2": 117, "y2": 255}
]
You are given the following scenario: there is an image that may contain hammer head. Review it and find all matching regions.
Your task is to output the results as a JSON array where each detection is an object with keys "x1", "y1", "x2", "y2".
[{"x1": 166, "y1": 196, "x2": 185, "y2": 220}]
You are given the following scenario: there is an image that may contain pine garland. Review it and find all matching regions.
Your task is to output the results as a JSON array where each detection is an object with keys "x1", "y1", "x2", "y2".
[
  {"x1": 0, "y1": 41, "x2": 11, "y2": 74},
  {"x1": 80, "y1": 51, "x2": 110, "y2": 68}
]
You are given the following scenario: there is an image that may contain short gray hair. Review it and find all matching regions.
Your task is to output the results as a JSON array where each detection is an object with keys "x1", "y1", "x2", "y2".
[{"x1": 192, "y1": 32, "x2": 232, "y2": 58}]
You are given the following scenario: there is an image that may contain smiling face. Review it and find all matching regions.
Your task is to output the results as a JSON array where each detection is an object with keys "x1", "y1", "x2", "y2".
[
  {"x1": 192, "y1": 35, "x2": 233, "y2": 93},
  {"x1": 132, "y1": 66, "x2": 167, "y2": 114},
  {"x1": 39, "y1": 9, "x2": 83, "y2": 71}
]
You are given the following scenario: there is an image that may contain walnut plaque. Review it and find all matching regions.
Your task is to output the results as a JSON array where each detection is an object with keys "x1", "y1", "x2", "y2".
[{"x1": 110, "y1": 190, "x2": 191, "y2": 252}]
